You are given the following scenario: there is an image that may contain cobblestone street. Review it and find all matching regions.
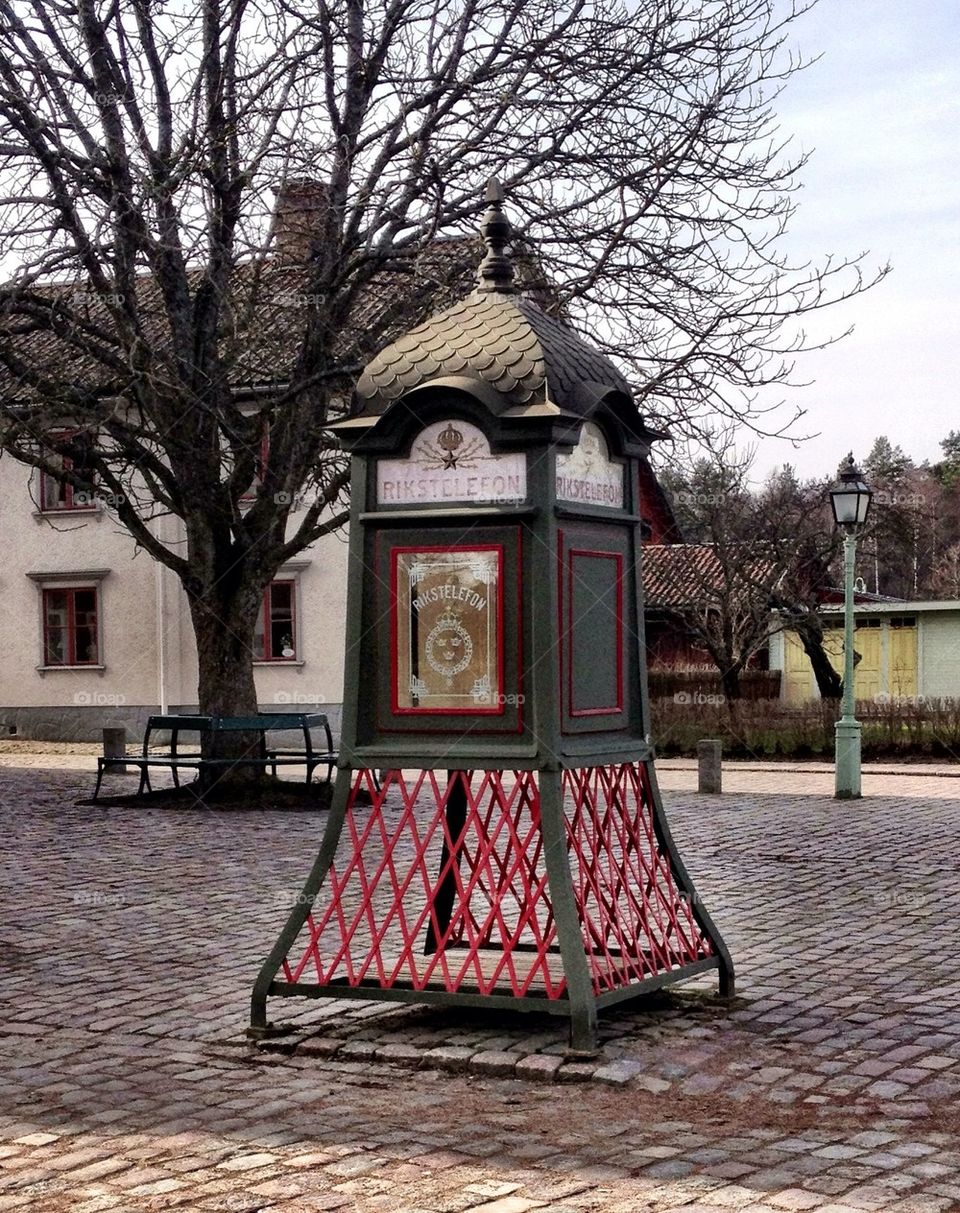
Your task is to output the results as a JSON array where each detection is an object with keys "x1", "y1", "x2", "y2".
[{"x1": 2, "y1": 761, "x2": 960, "y2": 1212}]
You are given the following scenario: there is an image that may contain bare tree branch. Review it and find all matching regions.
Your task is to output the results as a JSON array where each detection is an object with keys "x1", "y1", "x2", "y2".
[{"x1": 0, "y1": 0, "x2": 886, "y2": 721}]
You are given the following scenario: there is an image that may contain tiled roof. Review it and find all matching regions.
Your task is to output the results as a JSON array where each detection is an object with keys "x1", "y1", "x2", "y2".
[
  {"x1": 643, "y1": 543, "x2": 778, "y2": 609},
  {"x1": 0, "y1": 240, "x2": 481, "y2": 405},
  {"x1": 355, "y1": 290, "x2": 631, "y2": 415}
]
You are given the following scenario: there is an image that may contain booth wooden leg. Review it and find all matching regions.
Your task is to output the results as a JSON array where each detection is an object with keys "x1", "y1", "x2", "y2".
[
  {"x1": 248, "y1": 765, "x2": 353, "y2": 1038},
  {"x1": 537, "y1": 768, "x2": 598, "y2": 1053},
  {"x1": 644, "y1": 760, "x2": 736, "y2": 1001}
]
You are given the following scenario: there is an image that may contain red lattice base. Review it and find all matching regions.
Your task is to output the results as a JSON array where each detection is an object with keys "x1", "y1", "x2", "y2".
[
  {"x1": 284, "y1": 769, "x2": 563, "y2": 998},
  {"x1": 564, "y1": 763, "x2": 712, "y2": 992},
  {"x1": 280, "y1": 763, "x2": 713, "y2": 1002}
]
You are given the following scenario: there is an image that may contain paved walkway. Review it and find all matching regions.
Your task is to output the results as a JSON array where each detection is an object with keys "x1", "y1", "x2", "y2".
[{"x1": 2, "y1": 763, "x2": 960, "y2": 1212}]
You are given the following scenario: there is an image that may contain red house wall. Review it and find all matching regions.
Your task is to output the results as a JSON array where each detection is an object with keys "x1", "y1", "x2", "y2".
[{"x1": 638, "y1": 459, "x2": 681, "y2": 545}]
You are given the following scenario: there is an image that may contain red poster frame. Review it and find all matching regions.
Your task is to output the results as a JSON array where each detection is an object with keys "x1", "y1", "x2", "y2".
[{"x1": 390, "y1": 543, "x2": 506, "y2": 716}]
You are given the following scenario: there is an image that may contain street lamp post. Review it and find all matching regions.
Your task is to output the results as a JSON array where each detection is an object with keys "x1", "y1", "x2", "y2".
[{"x1": 828, "y1": 454, "x2": 873, "y2": 799}]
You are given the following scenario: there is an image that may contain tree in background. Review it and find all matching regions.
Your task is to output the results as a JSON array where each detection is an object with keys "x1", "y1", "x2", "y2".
[
  {"x1": 656, "y1": 438, "x2": 840, "y2": 699},
  {"x1": 758, "y1": 464, "x2": 842, "y2": 698},
  {"x1": 0, "y1": 0, "x2": 885, "y2": 750},
  {"x1": 861, "y1": 436, "x2": 925, "y2": 597},
  {"x1": 858, "y1": 435, "x2": 960, "y2": 600},
  {"x1": 655, "y1": 445, "x2": 771, "y2": 701},
  {"x1": 936, "y1": 433, "x2": 960, "y2": 490},
  {"x1": 657, "y1": 432, "x2": 960, "y2": 704}
]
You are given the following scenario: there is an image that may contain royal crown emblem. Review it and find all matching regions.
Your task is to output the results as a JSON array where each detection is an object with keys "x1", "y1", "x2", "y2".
[
  {"x1": 424, "y1": 605, "x2": 474, "y2": 686},
  {"x1": 437, "y1": 423, "x2": 464, "y2": 466},
  {"x1": 414, "y1": 420, "x2": 485, "y2": 471}
]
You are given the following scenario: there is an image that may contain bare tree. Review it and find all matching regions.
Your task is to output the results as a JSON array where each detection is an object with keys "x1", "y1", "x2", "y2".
[
  {"x1": 0, "y1": 0, "x2": 884, "y2": 761},
  {"x1": 655, "y1": 438, "x2": 841, "y2": 699},
  {"x1": 758, "y1": 465, "x2": 843, "y2": 698}
]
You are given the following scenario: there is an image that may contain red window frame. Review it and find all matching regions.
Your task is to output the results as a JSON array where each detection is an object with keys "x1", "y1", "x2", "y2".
[
  {"x1": 40, "y1": 431, "x2": 96, "y2": 513},
  {"x1": 42, "y1": 586, "x2": 100, "y2": 666},
  {"x1": 254, "y1": 579, "x2": 297, "y2": 661}
]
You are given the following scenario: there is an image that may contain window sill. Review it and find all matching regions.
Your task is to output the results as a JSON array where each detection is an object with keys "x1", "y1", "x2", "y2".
[
  {"x1": 36, "y1": 664, "x2": 106, "y2": 675},
  {"x1": 33, "y1": 508, "x2": 102, "y2": 521}
]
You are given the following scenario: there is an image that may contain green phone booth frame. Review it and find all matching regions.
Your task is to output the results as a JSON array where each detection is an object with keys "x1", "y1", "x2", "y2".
[{"x1": 251, "y1": 183, "x2": 733, "y2": 1051}]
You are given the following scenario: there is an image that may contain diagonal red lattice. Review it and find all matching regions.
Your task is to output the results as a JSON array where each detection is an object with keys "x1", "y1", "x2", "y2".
[
  {"x1": 283, "y1": 769, "x2": 564, "y2": 998},
  {"x1": 564, "y1": 762, "x2": 712, "y2": 993}
]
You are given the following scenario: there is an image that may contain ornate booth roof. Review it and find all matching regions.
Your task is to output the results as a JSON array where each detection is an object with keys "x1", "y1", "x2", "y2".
[
  {"x1": 350, "y1": 181, "x2": 636, "y2": 424},
  {"x1": 354, "y1": 290, "x2": 632, "y2": 414}
]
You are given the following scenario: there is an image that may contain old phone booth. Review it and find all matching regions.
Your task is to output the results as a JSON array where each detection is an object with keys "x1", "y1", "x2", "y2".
[{"x1": 251, "y1": 183, "x2": 733, "y2": 1050}]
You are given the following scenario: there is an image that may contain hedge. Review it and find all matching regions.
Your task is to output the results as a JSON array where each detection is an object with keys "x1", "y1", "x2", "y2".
[{"x1": 650, "y1": 696, "x2": 960, "y2": 760}]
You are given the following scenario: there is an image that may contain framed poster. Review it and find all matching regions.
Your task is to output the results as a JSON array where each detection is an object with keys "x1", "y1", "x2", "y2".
[{"x1": 392, "y1": 545, "x2": 504, "y2": 714}]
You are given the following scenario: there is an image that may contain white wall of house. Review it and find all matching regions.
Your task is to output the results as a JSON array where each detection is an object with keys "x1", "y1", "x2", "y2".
[
  {"x1": 918, "y1": 610, "x2": 960, "y2": 699},
  {"x1": 0, "y1": 456, "x2": 349, "y2": 739}
]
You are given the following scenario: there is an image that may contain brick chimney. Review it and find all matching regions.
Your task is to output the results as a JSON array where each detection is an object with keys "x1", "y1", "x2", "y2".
[{"x1": 271, "y1": 179, "x2": 330, "y2": 263}]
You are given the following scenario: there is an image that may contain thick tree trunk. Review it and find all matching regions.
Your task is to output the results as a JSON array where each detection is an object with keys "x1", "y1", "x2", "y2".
[
  {"x1": 720, "y1": 665, "x2": 742, "y2": 701},
  {"x1": 188, "y1": 590, "x2": 264, "y2": 789},
  {"x1": 793, "y1": 624, "x2": 843, "y2": 700}
]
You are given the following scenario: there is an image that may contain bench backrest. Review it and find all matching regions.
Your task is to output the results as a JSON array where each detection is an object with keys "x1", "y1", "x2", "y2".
[
  {"x1": 141, "y1": 712, "x2": 331, "y2": 756},
  {"x1": 143, "y1": 715, "x2": 213, "y2": 754},
  {"x1": 262, "y1": 715, "x2": 333, "y2": 755},
  {"x1": 211, "y1": 714, "x2": 325, "y2": 732},
  {"x1": 147, "y1": 715, "x2": 213, "y2": 730}
]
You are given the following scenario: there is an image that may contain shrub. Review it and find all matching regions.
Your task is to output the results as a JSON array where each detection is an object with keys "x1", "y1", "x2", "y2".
[
  {"x1": 649, "y1": 696, "x2": 960, "y2": 760},
  {"x1": 648, "y1": 668, "x2": 781, "y2": 702}
]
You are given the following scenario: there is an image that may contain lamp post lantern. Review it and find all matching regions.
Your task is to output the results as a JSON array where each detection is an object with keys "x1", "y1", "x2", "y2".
[{"x1": 828, "y1": 454, "x2": 872, "y2": 799}]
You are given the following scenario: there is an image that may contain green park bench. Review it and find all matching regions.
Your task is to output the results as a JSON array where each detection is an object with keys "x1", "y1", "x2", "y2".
[{"x1": 92, "y1": 712, "x2": 336, "y2": 801}]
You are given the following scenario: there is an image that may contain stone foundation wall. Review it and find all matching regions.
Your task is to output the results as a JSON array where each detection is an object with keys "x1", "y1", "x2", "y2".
[{"x1": 0, "y1": 702, "x2": 344, "y2": 744}]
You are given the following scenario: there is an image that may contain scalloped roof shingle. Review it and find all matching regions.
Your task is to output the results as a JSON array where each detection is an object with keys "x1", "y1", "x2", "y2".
[{"x1": 355, "y1": 291, "x2": 631, "y2": 415}]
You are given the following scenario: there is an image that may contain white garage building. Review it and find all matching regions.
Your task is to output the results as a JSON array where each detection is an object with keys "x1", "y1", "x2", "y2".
[{"x1": 770, "y1": 601, "x2": 960, "y2": 704}]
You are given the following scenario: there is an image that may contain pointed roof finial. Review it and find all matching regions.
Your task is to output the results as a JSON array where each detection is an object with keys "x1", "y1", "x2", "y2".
[{"x1": 476, "y1": 177, "x2": 516, "y2": 294}]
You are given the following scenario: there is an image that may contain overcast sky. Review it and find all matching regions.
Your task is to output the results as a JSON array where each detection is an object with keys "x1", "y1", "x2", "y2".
[{"x1": 746, "y1": 0, "x2": 960, "y2": 482}]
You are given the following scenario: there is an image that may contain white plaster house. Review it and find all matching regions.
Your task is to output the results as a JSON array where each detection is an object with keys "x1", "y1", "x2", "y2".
[{"x1": 0, "y1": 458, "x2": 351, "y2": 739}]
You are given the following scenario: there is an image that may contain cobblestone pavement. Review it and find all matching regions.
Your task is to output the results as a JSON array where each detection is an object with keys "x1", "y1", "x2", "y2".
[{"x1": 2, "y1": 763, "x2": 960, "y2": 1212}]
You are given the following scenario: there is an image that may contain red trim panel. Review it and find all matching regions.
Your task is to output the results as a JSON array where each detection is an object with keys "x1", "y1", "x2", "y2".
[{"x1": 566, "y1": 548, "x2": 624, "y2": 717}]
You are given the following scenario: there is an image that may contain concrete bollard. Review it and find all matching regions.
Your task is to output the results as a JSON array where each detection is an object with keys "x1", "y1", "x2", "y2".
[
  {"x1": 697, "y1": 738, "x2": 722, "y2": 794},
  {"x1": 102, "y1": 727, "x2": 128, "y2": 775}
]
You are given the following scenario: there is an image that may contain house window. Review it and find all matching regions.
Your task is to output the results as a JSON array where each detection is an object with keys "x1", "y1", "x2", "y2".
[
  {"x1": 40, "y1": 432, "x2": 96, "y2": 512},
  {"x1": 43, "y1": 587, "x2": 100, "y2": 666},
  {"x1": 254, "y1": 580, "x2": 296, "y2": 661}
]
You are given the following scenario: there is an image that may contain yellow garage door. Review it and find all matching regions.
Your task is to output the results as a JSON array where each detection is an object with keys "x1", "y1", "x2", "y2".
[
  {"x1": 824, "y1": 621, "x2": 881, "y2": 703},
  {"x1": 853, "y1": 624, "x2": 882, "y2": 702},
  {"x1": 784, "y1": 619, "x2": 912, "y2": 703},
  {"x1": 783, "y1": 630, "x2": 815, "y2": 703},
  {"x1": 889, "y1": 617, "x2": 918, "y2": 698}
]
